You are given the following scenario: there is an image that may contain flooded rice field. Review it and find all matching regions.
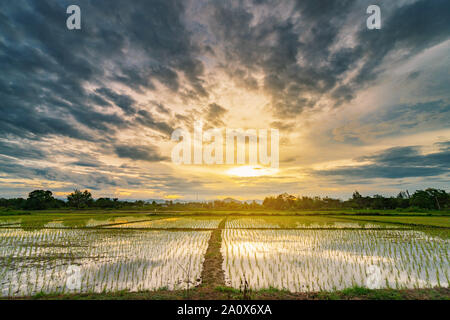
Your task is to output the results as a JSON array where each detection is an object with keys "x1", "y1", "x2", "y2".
[
  {"x1": 225, "y1": 216, "x2": 404, "y2": 229},
  {"x1": 0, "y1": 228, "x2": 210, "y2": 296},
  {"x1": 222, "y1": 229, "x2": 449, "y2": 291},
  {"x1": 106, "y1": 217, "x2": 222, "y2": 229},
  {"x1": 0, "y1": 215, "x2": 448, "y2": 296}
]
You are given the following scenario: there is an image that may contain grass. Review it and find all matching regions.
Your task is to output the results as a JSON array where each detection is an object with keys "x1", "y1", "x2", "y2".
[
  {"x1": 4, "y1": 286, "x2": 446, "y2": 300},
  {"x1": 2, "y1": 208, "x2": 449, "y2": 217},
  {"x1": 336, "y1": 215, "x2": 450, "y2": 228},
  {"x1": 2, "y1": 210, "x2": 447, "y2": 230},
  {"x1": 0, "y1": 209, "x2": 31, "y2": 216},
  {"x1": 199, "y1": 218, "x2": 226, "y2": 289}
]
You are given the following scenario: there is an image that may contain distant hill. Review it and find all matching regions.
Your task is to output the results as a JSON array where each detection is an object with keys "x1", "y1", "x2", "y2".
[{"x1": 222, "y1": 197, "x2": 241, "y2": 204}]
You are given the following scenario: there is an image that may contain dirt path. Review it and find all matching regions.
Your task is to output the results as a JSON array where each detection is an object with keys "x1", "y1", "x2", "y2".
[{"x1": 200, "y1": 217, "x2": 226, "y2": 289}]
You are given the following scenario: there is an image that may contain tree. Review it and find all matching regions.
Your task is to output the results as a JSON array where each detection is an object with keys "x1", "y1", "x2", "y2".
[
  {"x1": 410, "y1": 188, "x2": 448, "y2": 210},
  {"x1": 348, "y1": 190, "x2": 365, "y2": 208},
  {"x1": 25, "y1": 190, "x2": 56, "y2": 210},
  {"x1": 67, "y1": 189, "x2": 93, "y2": 209}
]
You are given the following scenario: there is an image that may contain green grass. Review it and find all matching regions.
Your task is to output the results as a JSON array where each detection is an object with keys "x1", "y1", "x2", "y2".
[
  {"x1": 225, "y1": 215, "x2": 405, "y2": 228},
  {"x1": 9, "y1": 286, "x2": 447, "y2": 300},
  {"x1": 1, "y1": 210, "x2": 447, "y2": 230},
  {"x1": 337, "y1": 215, "x2": 450, "y2": 228},
  {"x1": 0, "y1": 209, "x2": 31, "y2": 216},
  {"x1": 0, "y1": 213, "x2": 171, "y2": 229},
  {"x1": 3, "y1": 207, "x2": 449, "y2": 216}
]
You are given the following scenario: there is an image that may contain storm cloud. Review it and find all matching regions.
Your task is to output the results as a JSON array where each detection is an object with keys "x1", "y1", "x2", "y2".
[
  {"x1": 0, "y1": 0, "x2": 448, "y2": 197},
  {"x1": 114, "y1": 145, "x2": 168, "y2": 162},
  {"x1": 204, "y1": 0, "x2": 450, "y2": 117},
  {"x1": 315, "y1": 143, "x2": 450, "y2": 181}
]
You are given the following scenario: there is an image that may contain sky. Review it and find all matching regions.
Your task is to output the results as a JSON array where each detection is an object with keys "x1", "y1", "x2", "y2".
[{"x1": 0, "y1": 0, "x2": 449, "y2": 201}]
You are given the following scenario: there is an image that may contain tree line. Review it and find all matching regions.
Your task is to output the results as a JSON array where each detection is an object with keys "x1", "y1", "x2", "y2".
[
  {"x1": 0, "y1": 188, "x2": 448, "y2": 211},
  {"x1": 262, "y1": 189, "x2": 449, "y2": 211},
  {"x1": 0, "y1": 189, "x2": 146, "y2": 210}
]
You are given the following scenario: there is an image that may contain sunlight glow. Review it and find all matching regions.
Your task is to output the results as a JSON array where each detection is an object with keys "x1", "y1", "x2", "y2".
[{"x1": 226, "y1": 166, "x2": 278, "y2": 177}]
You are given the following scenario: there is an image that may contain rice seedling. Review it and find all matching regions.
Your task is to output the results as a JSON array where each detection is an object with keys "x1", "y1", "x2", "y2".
[
  {"x1": 225, "y1": 216, "x2": 402, "y2": 229},
  {"x1": 0, "y1": 228, "x2": 211, "y2": 297},
  {"x1": 107, "y1": 217, "x2": 222, "y2": 229},
  {"x1": 221, "y1": 229, "x2": 449, "y2": 292}
]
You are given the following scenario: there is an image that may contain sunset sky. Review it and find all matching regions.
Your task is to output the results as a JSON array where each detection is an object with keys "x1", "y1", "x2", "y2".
[{"x1": 0, "y1": 0, "x2": 449, "y2": 200}]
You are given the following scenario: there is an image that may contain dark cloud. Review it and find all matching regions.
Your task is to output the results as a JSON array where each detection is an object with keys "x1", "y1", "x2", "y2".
[
  {"x1": 0, "y1": 155, "x2": 184, "y2": 193},
  {"x1": 2, "y1": 0, "x2": 448, "y2": 138},
  {"x1": 436, "y1": 141, "x2": 450, "y2": 151},
  {"x1": 114, "y1": 144, "x2": 168, "y2": 162},
  {"x1": 356, "y1": 146, "x2": 450, "y2": 168},
  {"x1": 0, "y1": 141, "x2": 46, "y2": 159},
  {"x1": 151, "y1": 101, "x2": 171, "y2": 115},
  {"x1": 332, "y1": 101, "x2": 450, "y2": 144},
  {"x1": 315, "y1": 143, "x2": 450, "y2": 180},
  {"x1": 205, "y1": 103, "x2": 228, "y2": 126},
  {"x1": 69, "y1": 160, "x2": 104, "y2": 168},
  {"x1": 95, "y1": 88, "x2": 136, "y2": 115},
  {"x1": 318, "y1": 165, "x2": 447, "y2": 180},
  {"x1": 205, "y1": 0, "x2": 450, "y2": 117},
  {"x1": 353, "y1": 0, "x2": 450, "y2": 87},
  {"x1": 135, "y1": 110, "x2": 174, "y2": 137},
  {"x1": 0, "y1": 0, "x2": 448, "y2": 195},
  {"x1": 0, "y1": 0, "x2": 205, "y2": 143}
]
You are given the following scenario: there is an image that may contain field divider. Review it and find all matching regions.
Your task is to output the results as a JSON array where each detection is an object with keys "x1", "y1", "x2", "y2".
[
  {"x1": 0, "y1": 226, "x2": 414, "y2": 231},
  {"x1": 223, "y1": 227, "x2": 413, "y2": 230},
  {"x1": 0, "y1": 222, "x2": 21, "y2": 227},
  {"x1": 95, "y1": 216, "x2": 171, "y2": 228},
  {"x1": 199, "y1": 217, "x2": 227, "y2": 289},
  {"x1": 0, "y1": 217, "x2": 172, "y2": 230},
  {"x1": 331, "y1": 216, "x2": 450, "y2": 229},
  {"x1": 99, "y1": 227, "x2": 219, "y2": 231}
]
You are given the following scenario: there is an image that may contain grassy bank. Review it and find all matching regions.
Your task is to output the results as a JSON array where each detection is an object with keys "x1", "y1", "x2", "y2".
[
  {"x1": 2, "y1": 208, "x2": 449, "y2": 217},
  {"x1": 5, "y1": 286, "x2": 448, "y2": 300}
]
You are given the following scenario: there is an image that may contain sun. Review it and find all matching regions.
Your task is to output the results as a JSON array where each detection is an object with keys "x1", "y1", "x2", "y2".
[{"x1": 226, "y1": 165, "x2": 278, "y2": 177}]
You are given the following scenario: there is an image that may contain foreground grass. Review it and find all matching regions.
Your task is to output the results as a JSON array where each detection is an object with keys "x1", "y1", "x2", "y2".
[
  {"x1": 5, "y1": 286, "x2": 447, "y2": 300},
  {"x1": 2, "y1": 208, "x2": 449, "y2": 217},
  {"x1": 336, "y1": 215, "x2": 450, "y2": 228}
]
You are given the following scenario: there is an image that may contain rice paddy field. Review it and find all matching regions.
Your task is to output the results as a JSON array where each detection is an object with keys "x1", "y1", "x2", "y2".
[
  {"x1": 222, "y1": 229, "x2": 448, "y2": 291},
  {"x1": 0, "y1": 212, "x2": 448, "y2": 299}
]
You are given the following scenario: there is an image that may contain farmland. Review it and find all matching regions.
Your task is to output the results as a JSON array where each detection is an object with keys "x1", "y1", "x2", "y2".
[{"x1": 0, "y1": 211, "x2": 448, "y2": 299}]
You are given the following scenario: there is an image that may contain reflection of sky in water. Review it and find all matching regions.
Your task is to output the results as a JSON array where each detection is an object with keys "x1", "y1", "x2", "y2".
[
  {"x1": 109, "y1": 218, "x2": 222, "y2": 229},
  {"x1": 225, "y1": 217, "x2": 402, "y2": 229},
  {"x1": 0, "y1": 229, "x2": 210, "y2": 296},
  {"x1": 222, "y1": 229, "x2": 449, "y2": 292}
]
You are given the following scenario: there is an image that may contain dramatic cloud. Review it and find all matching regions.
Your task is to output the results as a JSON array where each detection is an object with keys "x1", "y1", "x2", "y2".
[
  {"x1": 135, "y1": 110, "x2": 174, "y2": 137},
  {"x1": 204, "y1": 0, "x2": 450, "y2": 117},
  {"x1": 206, "y1": 103, "x2": 228, "y2": 126},
  {"x1": 315, "y1": 143, "x2": 450, "y2": 181},
  {"x1": 114, "y1": 145, "x2": 168, "y2": 162},
  {"x1": 0, "y1": 0, "x2": 448, "y2": 198},
  {"x1": 0, "y1": 141, "x2": 46, "y2": 159},
  {"x1": 332, "y1": 101, "x2": 450, "y2": 144}
]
